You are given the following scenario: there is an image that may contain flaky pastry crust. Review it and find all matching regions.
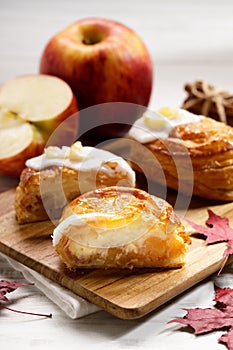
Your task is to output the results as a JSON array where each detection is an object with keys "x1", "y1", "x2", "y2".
[
  {"x1": 130, "y1": 117, "x2": 233, "y2": 201},
  {"x1": 15, "y1": 161, "x2": 134, "y2": 224},
  {"x1": 53, "y1": 187, "x2": 191, "y2": 269}
]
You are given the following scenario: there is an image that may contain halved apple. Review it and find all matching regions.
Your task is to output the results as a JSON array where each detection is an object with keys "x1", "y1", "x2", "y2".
[
  {"x1": 0, "y1": 74, "x2": 79, "y2": 177},
  {"x1": 0, "y1": 115, "x2": 44, "y2": 177}
]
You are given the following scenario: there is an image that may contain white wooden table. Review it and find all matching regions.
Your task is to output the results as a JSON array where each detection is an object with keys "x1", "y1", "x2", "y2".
[{"x1": 1, "y1": 1, "x2": 233, "y2": 349}]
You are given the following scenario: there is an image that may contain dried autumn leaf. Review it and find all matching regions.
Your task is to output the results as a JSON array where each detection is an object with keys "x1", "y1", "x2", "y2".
[
  {"x1": 214, "y1": 286, "x2": 233, "y2": 307},
  {"x1": 186, "y1": 209, "x2": 233, "y2": 258},
  {"x1": 0, "y1": 279, "x2": 32, "y2": 302},
  {"x1": 169, "y1": 286, "x2": 233, "y2": 350},
  {"x1": 170, "y1": 307, "x2": 231, "y2": 334},
  {"x1": 0, "y1": 279, "x2": 52, "y2": 318},
  {"x1": 219, "y1": 329, "x2": 233, "y2": 350}
]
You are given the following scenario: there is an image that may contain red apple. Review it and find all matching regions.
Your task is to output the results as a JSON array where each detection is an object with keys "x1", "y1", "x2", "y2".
[
  {"x1": 39, "y1": 17, "x2": 153, "y2": 140},
  {"x1": 0, "y1": 74, "x2": 79, "y2": 177}
]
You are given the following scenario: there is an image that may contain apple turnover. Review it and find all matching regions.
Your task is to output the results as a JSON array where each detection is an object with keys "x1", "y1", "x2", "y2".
[
  {"x1": 128, "y1": 107, "x2": 233, "y2": 201},
  {"x1": 15, "y1": 141, "x2": 135, "y2": 224},
  {"x1": 52, "y1": 186, "x2": 191, "y2": 269}
]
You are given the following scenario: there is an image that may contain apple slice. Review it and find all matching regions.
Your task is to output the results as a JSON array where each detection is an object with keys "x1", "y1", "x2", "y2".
[
  {"x1": 0, "y1": 74, "x2": 78, "y2": 130},
  {"x1": 0, "y1": 115, "x2": 44, "y2": 177},
  {"x1": 0, "y1": 74, "x2": 79, "y2": 177}
]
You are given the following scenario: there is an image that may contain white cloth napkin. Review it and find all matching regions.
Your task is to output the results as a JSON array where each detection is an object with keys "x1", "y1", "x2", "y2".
[
  {"x1": 4, "y1": 255, "x2": 233, "y2": 320},
  {"x1": 5, "y1": 255, "x2": 101, "y2": 319}
]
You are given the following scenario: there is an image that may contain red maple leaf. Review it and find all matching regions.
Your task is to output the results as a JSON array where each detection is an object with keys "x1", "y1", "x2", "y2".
[
  {"x1": 0, "y1": 279, "x2": 32, "y2": 302},
  {"x1": 169, "y1": 286, "x2": 233, "y2": 350},
  {"x1": 0, "y1": 279, "x2": 52, "y2": 318},
  {"x1": 186, "y1": 209, "x2": 233, "y2": 258}
]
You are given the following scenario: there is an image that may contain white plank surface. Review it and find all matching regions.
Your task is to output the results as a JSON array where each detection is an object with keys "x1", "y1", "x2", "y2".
[{"x1": 1, "y1": 0, "x2": 233, "y2": 349}]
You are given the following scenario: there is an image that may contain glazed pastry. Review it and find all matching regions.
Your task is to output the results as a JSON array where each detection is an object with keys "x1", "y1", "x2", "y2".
[
  {"x1": 52, "y1": 186, "x2": 191, "y2": 269},
  {"x1": 128, "y1": 107, "x2": 233, "y2": 201},
  {"x1": 15, "y1": 142, "x2": 135, "y2": 224}
]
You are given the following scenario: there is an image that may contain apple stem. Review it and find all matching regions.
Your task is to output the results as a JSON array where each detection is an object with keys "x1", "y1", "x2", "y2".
[{"x1": 82, "y1": 38, "x2": 93, "y2": 45}]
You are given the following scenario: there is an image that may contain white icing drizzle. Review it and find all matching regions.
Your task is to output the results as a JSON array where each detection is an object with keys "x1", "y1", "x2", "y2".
[
  {"x1": 25, "y1": 143, "x2": 135, "y2": 186},
  {"x1": 128, "y1": 108, "x2": 204, "y2": 143}
]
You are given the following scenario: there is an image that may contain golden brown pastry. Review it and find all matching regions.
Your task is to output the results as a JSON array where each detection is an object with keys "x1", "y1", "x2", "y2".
[
  {"x1": 128, "y1": 107, "x2": 233, "y2": 201},
  {"x1": 52, "y1": 186, "x2": 191, "y2": 269},
  {"x1": 15, "y1": 142, "x2": 135, "y2": 224}
]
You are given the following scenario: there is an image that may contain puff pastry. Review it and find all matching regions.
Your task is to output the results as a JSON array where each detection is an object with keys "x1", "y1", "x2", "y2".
[
  {"x1": 52, "y1": 186, "x2": 191, "y2": 269},
  {"x1": 128, "y1": 107, "x2": 233, "y2": 201},
  {"x1": 15, "y1": 142, "x2": 135, "y2": 224}
]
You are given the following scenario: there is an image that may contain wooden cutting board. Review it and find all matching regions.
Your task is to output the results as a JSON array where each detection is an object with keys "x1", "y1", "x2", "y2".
[{"x1": 0, "y1": 188, "x2": 232, "y2": 320}]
